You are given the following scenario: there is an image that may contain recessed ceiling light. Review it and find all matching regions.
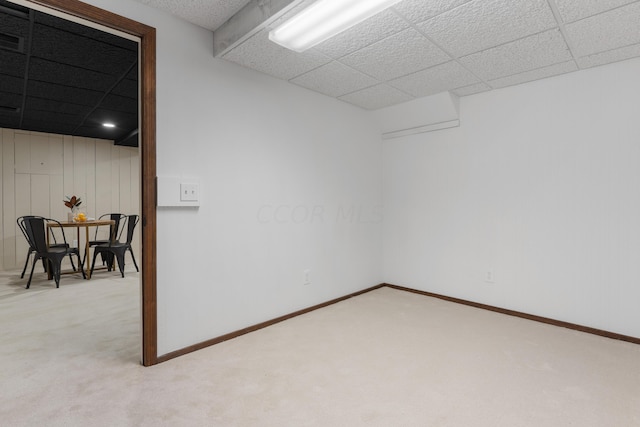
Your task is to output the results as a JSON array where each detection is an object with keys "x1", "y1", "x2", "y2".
[
  {"x1": 269, "y1": 0, "x2": 402, "y2": 52},
  {"x1": 103, "y1": 123, "x2": 116, "y2": 128}
]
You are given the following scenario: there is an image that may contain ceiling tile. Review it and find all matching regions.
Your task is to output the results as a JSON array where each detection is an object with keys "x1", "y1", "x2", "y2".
[
  {"x1": 339, "y1": 84, "x2": 414, "y2": 110},
  {"x1": 451, "y1": 82, "x2": 491, "y2": 97},
  {"x1": 564, "y1": 2, "x2": 640, "y2": 57},
  {"x1": 290, "y1": 61, "x2": 379, "y2": 98},
  {"x1": 554, "y1": 0, "x2": 638, "y2": 23},
  {"x1": 576, "y1": 43, "x2": 640, "y2": 69},
  {"x1": 0, "y1": 51, "x2": 26, "y2": 78},
  {"x1": 391, "y1": 0, "x2": 472, "y2": 24},
  {"x1": 389, "y1": 61, "x2": 480, "y2": 98},
  {"x1": 418, "y1": 0, "x2": 557, "y2": 57},
  {"x1": 459, "y1": 29, "x2": 572, "y2": 81},
  {"x1": 28, "y1": 58, "x2": 115, "y2": 92},
  {"x1": 489, "y1": 60, "x2": 578, "y2": 89},
  {"x1": 222, "y1": 30, "x2": 331, "y2": 81},
  {"x1": 339, "y1": 28, "x2": 451, "y2": 81},
  {"x1": 0, "y1": 75, "x2": 23, "y2": 95},
  {"x1": 314, "y1": 9, "x2": 409, "y2": 59}
]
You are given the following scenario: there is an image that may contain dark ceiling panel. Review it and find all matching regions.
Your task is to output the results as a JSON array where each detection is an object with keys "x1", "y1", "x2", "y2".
[
  {"x1": 0, "y1": 115, "x2": 19, "y2": 128},
  {"x1": 100, "y1": 92, "x2": 137, "y2": 114},
  {"x1": 28, "y1": 57, "x2": 116, "y2": 92},
  {"x1": 32, "y1": 23, "x2": 136, "y2": 77},
  {"x1": 0, "y1": 50, "x2": 26, "y2": 77},
  {"x1": 26, "y1": 95, "x2": 90, "y2": 116},
  {"x1": 0, "y1": 11, "x2": 29, "y2": 38},
  {"x1": 0, "y1": 73, "x2": 22, "y2": 94},
  {"x1": 35, "y1": 11, "x2": 136, "y2": 52},
  {"x1": 0, "y1": 1, "x2": 139, "y2": 146},
  {"x1": 111, "y1": 77, "x2": 138, "y2": 99},
  {"x1": 21, "y1": 119, "x2": 79, "y2": 137},
  {"x1": 0, "y1": 91, "x2": 22, "y2": 109},
  {"x1": 27, "y1": 80, "x2": 103, "y2": 107}
]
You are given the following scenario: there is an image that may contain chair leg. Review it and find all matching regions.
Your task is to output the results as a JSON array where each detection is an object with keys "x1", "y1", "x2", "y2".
[
  {"x1": 43, "y1": 255, "x2": 66, "y2": 288},
  {"x1": 26, "y1": 256, "x2": 38, "y2": 289},
  {"x1": 21, "y1": 249, "x2": 32, "y2": 279},
  {"x1": 90, "y1": 250, "x2": 100, "y2": 278},
  {"x1": 115, "y1": 251, "x2": 126, "y2": 278},
  {"x1": 52, "y1": 261, "x2": 61, "y2": 288},
  {"x1": 76, "y1": 252, "x2": 86, "y2": 279},
  {"x1": 128, "y1": 247, "x2": 139, "y2": 272},
  {"x1": 68, "y1": 254, "x2": 77, "y2": 271}
]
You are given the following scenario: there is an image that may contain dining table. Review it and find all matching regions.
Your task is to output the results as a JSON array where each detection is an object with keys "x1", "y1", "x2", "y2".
[{"x1": 47, "y1": 219, "x2": 115, "y2": 279}]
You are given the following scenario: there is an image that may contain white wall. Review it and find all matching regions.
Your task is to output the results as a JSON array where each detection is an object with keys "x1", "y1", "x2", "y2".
[
  {"x1": 383, "y1": 57, "x2": 640, "y2": 338},
  {"x1": 1, "y1": 128, "x2": 139, "y2": 270},
  {"x1": 80, "y1": 0, "x2": 383, "y2": 355}
]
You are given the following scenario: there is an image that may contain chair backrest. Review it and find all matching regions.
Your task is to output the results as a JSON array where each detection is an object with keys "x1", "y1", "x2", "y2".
[
  {"x1": 19, "y1": 216, "x2": 53, "y2": 253},
  {"x1": 17, "y1": 215, "x2": 38, "y2": 249},
  {"x1": 96, "y1": 213, "x2": 126, "y2": 242},
  {"x1": 124, "y1": 214, "x2": 139, "y2": 245}
]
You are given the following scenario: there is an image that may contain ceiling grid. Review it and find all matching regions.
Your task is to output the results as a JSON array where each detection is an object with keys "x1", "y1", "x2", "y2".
[
  {"x1": 208, "y1": 0, "x2": 640, "y2": 109},
  {"x1": 0, "y1": 0, "x2": 139, "y2": 145}
]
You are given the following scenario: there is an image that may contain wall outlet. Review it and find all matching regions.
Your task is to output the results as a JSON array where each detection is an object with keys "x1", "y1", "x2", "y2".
[
  {"x1": 303, "y1": 269, "x2": 311, "y2": 285},
  {"x1": 485, "y1": 270, "x2": 495, "y2": 283}
]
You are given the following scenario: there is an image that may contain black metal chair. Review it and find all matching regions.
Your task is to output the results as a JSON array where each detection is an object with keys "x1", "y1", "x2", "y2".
[
  {"x1": 90, "y1": 214, "x2": 139, "y2": 278},
  {"x1": 17, "y1": 215, "x2": 76, "y2": 279},
  {"x1": 19, "y1": 216, "x2": 85, "y2": 288},
  {"x1": 82, "y1": 213, "x2": 126, "y2": 267}
]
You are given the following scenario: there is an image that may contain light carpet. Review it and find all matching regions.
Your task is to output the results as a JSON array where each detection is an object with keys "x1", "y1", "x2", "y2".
[{"x1": 2, "y1": 268, "x2": 640, "y2": 426}]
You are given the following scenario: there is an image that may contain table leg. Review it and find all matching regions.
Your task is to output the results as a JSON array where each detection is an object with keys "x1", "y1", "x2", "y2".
[
  {"x1": 85, "y1": 226, "x2": 91, "y2": 279},
  {"x1": 46, "y1": 226, "x2": 52, "y2": 280}
]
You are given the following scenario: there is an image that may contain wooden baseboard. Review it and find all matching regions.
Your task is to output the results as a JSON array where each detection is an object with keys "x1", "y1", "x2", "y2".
[
  {"x1": 156, "y1": 281, "x2": 639, "y2": 364},
  {"x1": 156, "y1": 284, "x2": 386, "y2": 364},
  {"x1": 384, "y1": 283, "x2": 640, "y2": 345}
]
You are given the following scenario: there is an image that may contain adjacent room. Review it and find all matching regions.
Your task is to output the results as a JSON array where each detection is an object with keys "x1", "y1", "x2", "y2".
[{"x1": 2, "y1": 0, "x2": 640, "y2": 425}]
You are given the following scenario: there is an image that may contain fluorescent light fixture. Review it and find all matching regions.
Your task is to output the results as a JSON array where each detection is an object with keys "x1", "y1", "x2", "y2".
[
  {"x1": 102, "y1": 122, "x2": 116, "y2": 128},
  {"x1": 269, "y1": 0, "x2": 402, "y2": 52}
]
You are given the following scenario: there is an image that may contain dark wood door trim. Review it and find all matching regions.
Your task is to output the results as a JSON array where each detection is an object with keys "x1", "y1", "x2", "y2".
[{"x1": 28, "y1": 0, "x2": 158, "y2": 366}]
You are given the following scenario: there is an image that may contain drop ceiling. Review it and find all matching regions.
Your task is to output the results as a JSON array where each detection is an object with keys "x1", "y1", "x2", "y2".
[
  {"x1": 0, "y1": 0, "x2": 139, "y2": 145},
  {"x1": 139, "y1": 0, "x2": 640, "y2": 110}
]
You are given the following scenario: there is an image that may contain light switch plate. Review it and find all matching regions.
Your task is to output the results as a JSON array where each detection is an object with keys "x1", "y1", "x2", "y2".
[
  {"x1": 157, "y1": 176, "x2": 200, "y2": 207},
  {"x1": 180, "y1": 183, "x2": 199, "y2": 201}
]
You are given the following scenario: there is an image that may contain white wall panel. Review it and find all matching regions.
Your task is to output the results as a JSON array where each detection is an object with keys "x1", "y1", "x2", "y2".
[
  {"x1": 95, "y1": 140, "x2": 113, "y2": 218},
  {"x1": 14, "y1": 173, "x2": 31, "y2": 269},
  {"x1": 85, "y1": 139, "x2": 97, "y2": 217},
  {"x1": 0, "y1": 130, "x2": 3, "y2": 267},
  {"x1": 14, "y1": 132, "x2": 30, "y2": 174},
  {"x1": 1, "y1": 129, "x2": 13, "y2": 267},
  {"x1": 30, "y1": 133, "x2": 49, "y2": 175},
  {"x1": 118, "y1": 148, "x2": 132, "y2": 215},
  {"x1": 63, "y1": 135, "x2": 74, "y2": 198},
  {"x1": 50, "y1": 174, "x2": 65, "y2": 222},
  {"x1": 48, "y1": 134, "x2": 64, "y2": 176},
  {"x1": 30, "y1": 174, "x2": 50, "y2": 217},
  {"x1": 383, "y1": 57, "x2": 640, "y2": 338},
  {"x1": 72, "y1": 137, "x2": 88, "y2": 206},
  {"x1": 110, "y1": 144, "x2": 120, "y2": 210}
]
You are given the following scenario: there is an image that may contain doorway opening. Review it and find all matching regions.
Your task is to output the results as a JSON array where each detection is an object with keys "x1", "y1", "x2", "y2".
[{"x1": 12, "y1": 0, "x2": 157, "y2": 365}]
